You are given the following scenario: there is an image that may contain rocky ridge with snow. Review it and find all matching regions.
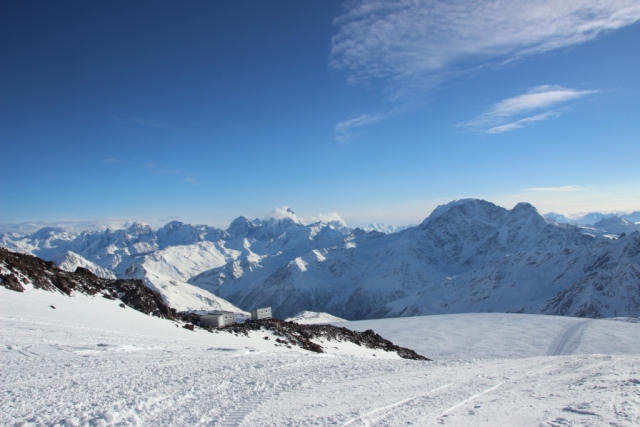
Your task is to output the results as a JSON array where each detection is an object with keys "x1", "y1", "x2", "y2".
[
  {"x1": 0, "y1": 247, "x2": 176, "y2": 319},
  {"x1": 221, "y1": 318, "x2": 430, "y2": 360}
]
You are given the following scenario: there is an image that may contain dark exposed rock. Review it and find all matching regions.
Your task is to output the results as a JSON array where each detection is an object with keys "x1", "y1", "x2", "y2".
[
  {"x1": 218, "y1": 318, "x2": 430, "y2": 360},
  {"x1": 0, "y1": 247, "x2": 176, "y2": 320},
  {"x1": 183, "y1": 323, "x2": 195, "y2": 331}
]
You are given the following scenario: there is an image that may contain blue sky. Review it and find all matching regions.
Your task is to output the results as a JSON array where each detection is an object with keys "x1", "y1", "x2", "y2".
[{"x1": 1, "y1": 0, "x2": 639, "y2": 230}]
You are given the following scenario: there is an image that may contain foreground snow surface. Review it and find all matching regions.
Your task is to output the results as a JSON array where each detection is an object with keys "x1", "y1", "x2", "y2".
[{"x1": 3, "y1": 288, "x2": 640, "y2": 427}]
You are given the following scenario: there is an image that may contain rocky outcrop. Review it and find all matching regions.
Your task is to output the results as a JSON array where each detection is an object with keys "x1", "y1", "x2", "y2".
[
  {"x1": 0, "y1": 247, "x2": 176, "y2": 320},
  {"x1": 218, "y1": 318, "x2": 430, "y2": 360}
]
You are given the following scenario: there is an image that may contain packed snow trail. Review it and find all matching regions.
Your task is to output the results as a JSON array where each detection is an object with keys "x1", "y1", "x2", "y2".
[{"x1": 546, "y1": 319, "x2": 593, "y2": 355}]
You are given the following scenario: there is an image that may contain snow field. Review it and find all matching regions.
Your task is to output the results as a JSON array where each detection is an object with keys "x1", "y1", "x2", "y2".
[
  {"x1": 2, "y1": 287, "x2": 640, "y2": 426},
  {"x1": 335, "y1": 312, "x2": 640, "y2": 360}
]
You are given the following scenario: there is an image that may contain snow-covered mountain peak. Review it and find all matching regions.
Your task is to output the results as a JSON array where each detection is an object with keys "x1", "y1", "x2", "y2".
[
  {"x1": 125, "y1": 221, "x2": 154, "y2": 236},
  {"x1": 362, "y1": 223, "x2": 412, "y2": 234},
  {"x1": 325, "y1": 219, "x2": 350, "y2": 232},
  {"x1": 512, "y1": 201, "x2": 539, "y2": 214},
  {"x1": 250, "y1": 207, "x2": 305, "y2": 240},
  {"x1": 28, "y1": 226, "x2": 70, "y2": 240},
  {"x1": 156, "y1": 221, "x2": 229, "y2": 248},
  {"x1": 264, "y1": 207, "x2": 304, "y2": 226},
  {"x1": 227, "y1": 216, "x2": 258, "y2": 239},
  {"x1": 503, "y1": 201, "x2": 549, "y2": 227},
  {"x1": 594, "y1": 216, "x2": 637, "y2": 229},
  {"x1": 420, "y1": 198, "x2": 505, "y2": 229}
]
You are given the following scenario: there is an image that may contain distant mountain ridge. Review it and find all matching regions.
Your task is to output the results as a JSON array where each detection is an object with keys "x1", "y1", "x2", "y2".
[
  {"x1": 545, "y1": 211, "x2": 640, "y2": 226},
  {"x1": 2, "y1": 200, "x2": 639, "y2": 320}
]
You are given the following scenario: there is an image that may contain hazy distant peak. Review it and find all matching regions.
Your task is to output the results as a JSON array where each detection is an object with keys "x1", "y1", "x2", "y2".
[
  {"x1": 126, "y1": 221, "x2": 154, "y2": 234},
  {"x1": 265, "y1": 206, "x2": 304, "y2": 225}
]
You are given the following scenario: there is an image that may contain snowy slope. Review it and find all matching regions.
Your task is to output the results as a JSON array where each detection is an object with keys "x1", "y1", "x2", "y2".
[
  {"x1": 286, "y1": 310, "x2": 347, "y2": 324},
  {"x1": 3, "y1": 286, "x2": 640, "y2": 426},
  {"x1": 52, "y1": 250, "x2": 116, "y2": 279},
  {"x1": 117, "y1": 262, "x2": 246, "y2": 313}
]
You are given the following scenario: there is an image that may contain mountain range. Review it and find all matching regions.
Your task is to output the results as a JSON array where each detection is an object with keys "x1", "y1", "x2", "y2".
[
  {"x1": 544, "y1": 211, "x2": 640, "y2": 226},
  {"x1": 2, "y1": 200, "x2": 638, "y2": 319}
]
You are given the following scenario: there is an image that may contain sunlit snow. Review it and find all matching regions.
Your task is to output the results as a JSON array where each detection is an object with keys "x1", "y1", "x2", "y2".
[{"x1": 3, "y1": 286, "x2": 640, "y2": 426}]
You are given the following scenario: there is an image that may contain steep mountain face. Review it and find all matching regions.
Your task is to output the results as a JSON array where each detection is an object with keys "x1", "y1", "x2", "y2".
[
  {"x1": 156, "y1": 221, "x2": 230, "y2": 249},
  {"x1": 414, "y1": 200, "x2": 592, "y2": 269},
  {"x1": 542, "y1": 232, "x2": 640, "y2": 318},
  {"x1": 190, "y1": 199, "x2": 602, "y2": 319},
  {"x1": 387, "y1": 232, "x2": 640, "y2": 318},
  {"x1": 53, "y1": 251, "x2": 116, "y2": 279}
]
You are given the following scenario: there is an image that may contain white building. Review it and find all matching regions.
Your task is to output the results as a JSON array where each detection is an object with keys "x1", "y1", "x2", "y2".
[
  {"x1": 251, "y1": 307, "x2": 272, "y2": 320},
  {"x1": 199, "y1": 311, "x2": 236, "y2": 328}
]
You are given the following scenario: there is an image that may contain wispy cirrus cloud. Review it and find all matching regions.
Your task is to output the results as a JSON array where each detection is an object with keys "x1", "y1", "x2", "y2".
[
  {"x1": 330, "y1": 0, "x2": 640, "y2": 134},
  {"x1": 334, "y1": 106, "x2": 407, "y2": 141},
  {"x1": 487, "y1": 111, "x2": 561, "y2": 134},
  {"x1": 331, "y1": 1, "x2": 640, "y2": 89},
  {"x1": 334, "y1": 111, "x2": 392, "y2": 142},
  {"x1": 335, "y1": 112, "x2": 389, "y2": 133},
  {"x1": 463, "y1": 85, "x2": 596, "y2": 133}
]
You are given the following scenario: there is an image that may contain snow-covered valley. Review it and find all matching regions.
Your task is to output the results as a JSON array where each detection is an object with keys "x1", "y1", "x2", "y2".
[{"x1": 3, "y1": 285, "x2": 640, "y2": 426}]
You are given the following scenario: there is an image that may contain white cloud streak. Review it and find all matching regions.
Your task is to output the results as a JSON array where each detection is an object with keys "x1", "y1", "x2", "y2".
[
  {"x1": 464, "y1": 85, "x2": 596, "y2": 133},
  {"x1": 335, "y1": 111, "x2": 390, "y2": 133},
  {"x1": 331, "y1": 1, "x2": 640, "y2": 90},
  {"x1": 486, "y1": 111, "x2": 560, "y2": 134},
  {"x1": 485, "y1": 86, "x2": 595, "y2": 119}
]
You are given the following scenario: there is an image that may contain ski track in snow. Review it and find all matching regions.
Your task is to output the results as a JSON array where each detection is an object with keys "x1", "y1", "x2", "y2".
[
  {"x1": 546, "y1": 319, "x2": 593, "y2": 356},
  {"x1": 4, "y1": 346, "x2": 640, "y2": 427}
]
